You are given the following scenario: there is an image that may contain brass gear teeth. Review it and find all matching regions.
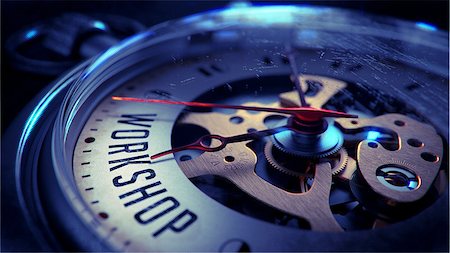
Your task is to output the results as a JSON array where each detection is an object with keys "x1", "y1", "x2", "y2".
[
  {"x1": 264, "y1": 141, "x2": 314, "y2": 178},
  {"x1": 329, "y1": 148, "x2": 349, "y2": 175},
  {"x1": 271, "y1": 136, "x2": 343, "y2": 158},
  {"x1": 265, "y1": 141, "x2": 348, "y2": 177}
]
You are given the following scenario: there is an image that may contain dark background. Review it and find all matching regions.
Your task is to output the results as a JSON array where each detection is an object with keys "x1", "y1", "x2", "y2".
[{"x1": 1, "y1": 0, "x2": 449, "y2": 133}]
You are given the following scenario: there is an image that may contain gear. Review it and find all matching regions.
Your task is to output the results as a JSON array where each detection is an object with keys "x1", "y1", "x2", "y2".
[
  {"x1": 264, "y1": 141, "x2": 314, "y2": 177},
  {"x1": 321, "y1": 147, "x2": 349, "y2": 175},
  {"x1": 265, "y1": 141, "x2": 348, "y2": 177},
  {"x1": 271, "y1": 124, "x2": 344, "y2": 158}
]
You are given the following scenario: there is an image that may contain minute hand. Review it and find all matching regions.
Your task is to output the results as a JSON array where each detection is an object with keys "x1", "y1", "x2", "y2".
[
  {"x1": 112, "y1": 96, "x2": 357, "y2": 121},
  {"x1": 150, "y1": 125, "x2": 290, "y2": 160}
]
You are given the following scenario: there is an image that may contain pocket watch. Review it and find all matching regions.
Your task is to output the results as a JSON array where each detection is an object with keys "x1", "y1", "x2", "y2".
[{"x1": 3, "y1": 4, "x2": 448, "y2": 251}]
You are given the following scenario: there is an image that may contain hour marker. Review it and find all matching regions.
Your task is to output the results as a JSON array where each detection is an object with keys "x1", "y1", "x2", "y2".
[
  {"x1": 91, "y1": 200, "x2": 99, "y2": 204},
  {"x1": 83, "y1": 150, "x2": 92, "y2": 153},
  {"x1": 95, "y1": 119, "x2": 103, "y2": 122},
  {"x1": 82, "y1": 174, "x2": 91, "y2": 178},
  {"x1": 406, "y1": 82, "x2": 421, "y2": 91},
  {"x1": 146, "y1": 89, "x2": 172, "y2": 99},
  {"x1": 98, "y1": 212, "x2": 109, "y2": 219},
  {"x1": 85, "y1": 137, "x2": 95, "y2": 143},
  {"x1": 81, "y1": 162, "x2": 90, "y2": 165},
  {"x1": 85, "y1": 187, "x2": 94, "y2": 191},
  {"x1": 198, "y1": 67, "x2": 211, "y2": 76},
  {"x1": 263, "y1": 56, "x2": 273, "y2": 65},
  {"x1": 90, "y1": 129, "x2": 98, "y2": 131}
]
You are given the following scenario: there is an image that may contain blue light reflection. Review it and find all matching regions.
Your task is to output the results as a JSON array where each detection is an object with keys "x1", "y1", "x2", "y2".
[
  {"x1": 367, "y1": 131, "x2": 381, "y2": 141},
  {"x1": 21, "y1": 84, "x2": 67, "y2": 143},
  {"x1": 81, "y1": 30, "x2": 154, "y2": 79},
  {"x1": 408, "y1": 181, "x2": 418, "y2": 189},
  {"x1": 68, "y1": 30, "x2": 154, "y2": 132},
  {"x1": 221, "y1": 5, "x2": 315, "y2": 25},
  {"x1": 416, "y1": 22, "x2": 437, "y2": 32},
  {"x1": 92, "y1": 21, "x2": 107, "y2": 31},
  {"x1": 183, "y1": 5, "x2": 326, "y2": 27},
  {"x1": 17, "y1": 78, "x2": 71, "y2": 169},
  {"x1": 24, "y1": 29, "x2": 38, "y2": 40},
  {"x1": 229, "y1": 1, "x2": 251, "y2": 8}
]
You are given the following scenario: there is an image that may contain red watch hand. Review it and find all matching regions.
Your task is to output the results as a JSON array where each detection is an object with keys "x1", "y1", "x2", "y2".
[
  {"x1": 112, "y1": 96, "x2": 357, "y2": 121},
  {"x1": 151, "y1": 125, "x2": 290, "y2": 160}
]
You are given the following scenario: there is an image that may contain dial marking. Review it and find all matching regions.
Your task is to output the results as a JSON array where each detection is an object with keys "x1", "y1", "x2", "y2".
[
  {"x1": 106, "y1": 227, "x2": 118, "y2": 239},
  {"x1": 406, "y1": 82, "x2": 421, "y2": 91},
  {"x1": 81, "y1": 162, "x2": 91, "y2": 165},
  {"x1": 85, "y1": 187, "x2": 94, "y2": 191},
  {"x1": 198, "y1": 64, "x2": 224, "y2": 77},
  {"x1": 198, "y1": 67, "x2": 211, "y2": 76},
  {"x1": 105, "y1": 227, "x2": 118, "y2": 240},
  {"x1": 82, "y1": 174, "x2": 91, "y2": 178},
  {"x1": 85, "y1": 137, "x2": 95, "y2": 143},
  {"x1": 262, "y1": 56, "x2": 273, "y2": 65},
  {"x1": 83, "y1": 150, "x2": 92, "y2": 153},
  {"x1": 121, "y1": 240, "x2": 132, "y2": 251},
  {"x1": 91, "y1": 200, "x2": 99, "y2": 204},
  {"x1": 98, "y1": 212, "x2": 109, "y2": 219},
  {"x1": 145, "y1": 89, "x2": 172, "y2": 99}
]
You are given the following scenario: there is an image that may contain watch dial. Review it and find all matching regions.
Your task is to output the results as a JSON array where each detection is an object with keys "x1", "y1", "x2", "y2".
[{"x1": 39, "y1": 5, "x2": 448, "y2": 252}]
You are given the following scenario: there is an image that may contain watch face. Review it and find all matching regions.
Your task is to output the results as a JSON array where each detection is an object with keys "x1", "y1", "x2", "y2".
[{"x1": 11, "y1": 5, "x2": 449, "y2": 252}]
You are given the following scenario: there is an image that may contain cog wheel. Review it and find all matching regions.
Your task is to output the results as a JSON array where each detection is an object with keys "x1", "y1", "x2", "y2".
[
  {"x1": 264, "y1": 141, "x2": 314, "y2": 177},
  {"x1": 272, "y1": 138, "x2": 342, "y2": 158},
  {"x1": 265, "y1": 141, "x2": 348, "y2": 177},
  {"x1": 271, "y1": 124, "x2": 344, "y2": 158},
  {"x1": 322, "y1": 148, "x2": 349, "y2": 175}
]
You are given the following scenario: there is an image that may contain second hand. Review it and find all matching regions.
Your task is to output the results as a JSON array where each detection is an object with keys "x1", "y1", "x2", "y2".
[
  {"x1": 111, "y1": 96, "x2": 357, "y2": 121},
  {"x1": 286, "y1": 46, "x2": 309, "y2": 107}
]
